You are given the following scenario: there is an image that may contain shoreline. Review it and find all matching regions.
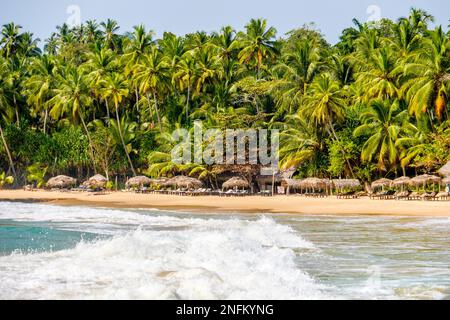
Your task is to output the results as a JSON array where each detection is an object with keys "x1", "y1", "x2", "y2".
[{"x1": 1, "y1": 190, "x2": 450, "y2": 217}]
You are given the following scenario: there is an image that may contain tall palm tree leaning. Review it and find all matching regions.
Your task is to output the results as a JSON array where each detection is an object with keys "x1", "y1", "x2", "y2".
[{"x1": 102, "y1": 73, "x2": 136, "y2": 176}]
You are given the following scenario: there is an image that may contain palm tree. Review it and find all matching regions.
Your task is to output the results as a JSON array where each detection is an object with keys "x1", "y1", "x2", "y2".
[
  {"x1": 271, "y1": 38, "x2": 322, "y2": 114},
  {"x1": 135, "y1": 47, "x2": 170, "y2": 131},
  {"x1": 403, "y1": 26, "x2": 450, "y2": 121},
  {"x1": 278, "y1": 114, "x2": 322, "y2": 170},
  {"x1": 85, "y1": 47, "x2": 117, "y2": 120},
  {"x1": 233, "y1": 18, "x2": 278, "y2": 78},
  {"x1": 303, "y1": 74, "x2": 355, "y2": 176},
  {"x1": 24, "y1": 55, "x2": 57, "y2": 133},
  {"x1": 1, "y1": 22, "x2": 22, "y2": 58},
  {"x1": 0, "y1": 58, "x2": 16, "y2": 179},
  {"x1": 354, "y1": 99, "x2": 407, "y2": 172},
  {"x1": 175, "y1": 53, "x2": 197, "y2": 122},
  {"x1": 100, "y1": 19, "x2": 120, "y2": 50},
  {"x1": 101, "y1": 73, "x2": 136, "y2": 176},
  {"x1": 48, "y1": 66, "x2": 97, "y2": 172},
  {"x1": 356, "y1": 47, "x2": 400, "y2": 100}
]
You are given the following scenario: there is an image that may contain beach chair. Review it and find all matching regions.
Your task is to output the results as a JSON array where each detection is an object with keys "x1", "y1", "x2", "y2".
[
  {"x1": 395, "y1": 191, "x2": 410, "y2": 200},
  {"x1": 422, "y1": 192, "x2": 437, "y2": 201},
  {"x1": 435, "y1": 191, "x2": 450, "y2": 201},
  {"x1": 407, "y1": 192, "x2": 422, "y2": 200}
]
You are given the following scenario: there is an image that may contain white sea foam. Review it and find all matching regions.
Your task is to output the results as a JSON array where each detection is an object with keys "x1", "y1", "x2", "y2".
[{"x1": 0, "y1": 202, "x2": 327, "y2": 300}]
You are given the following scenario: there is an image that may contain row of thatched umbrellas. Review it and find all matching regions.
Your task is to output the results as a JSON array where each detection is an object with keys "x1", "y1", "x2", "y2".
[
  {"x1": 43, "y1": 160, "x2": 450, "y2": 192},
  {"x1": 371, "y1": 174, "x2": 449, "y2": 190},
  {"x1": 46, "y1": 174, "x2": 249, "y2": 190}
]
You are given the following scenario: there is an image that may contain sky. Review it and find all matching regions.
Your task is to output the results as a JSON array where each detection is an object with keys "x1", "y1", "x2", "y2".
[{"x1": 1, "y1": 0, "x2": 449, "y2": 45}]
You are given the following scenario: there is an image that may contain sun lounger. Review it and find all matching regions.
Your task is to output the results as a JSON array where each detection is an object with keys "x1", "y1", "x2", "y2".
[
  {"x1": 422, "y1": 192, "x2": 437, "y2": 201},
  {"x1": 435, "y1": 192, "x2": 450, "y2": 201},
  {"x1": 407, "y1": 192, "x2": 422, "y2": 200},
  {"x1": 394, "y1": 191, "x2": 410, "y2": 200}
]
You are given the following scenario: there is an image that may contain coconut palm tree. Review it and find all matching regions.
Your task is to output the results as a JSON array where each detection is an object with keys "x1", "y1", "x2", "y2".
[
  {"x1": 233, "y1": 18, "x2": 278, "y2": 78},
  {"x1": 24, "y1": 55, "x2": 57, "y2": 133},
  {"x1": 354, "y1": 99, "x2": 408, "y2": 171},
  {"x1": 403, "y1": 26, "x2": 450, "y2": 121},
  {"x1": 1, "y1": 22, "x2": 22, "y2": 58},
  {"x1": 85, "y1": 47, "x2": 117, "y2": 120},
  {"x1": 0, "y1": 58, "x2": 16, "y2": 179},
  {"x1": 175, "y1": 53, "x2": 197, "y2": 122},
  {"x1": 101, "y1": 72, "x2": 136, "y2": 176},
  {"x1": 356, "y1": 47, "x2": 400, "y2": 100},
  {"x1": 135, "y1": 47, "x2": 170, "y2": 131},
  {"x1": 303, "y1": 73, "x2": 355, "y2": 176},
  {"x1": 48, "y1": 66, "x2": 97, "y2": 172},
  {"x1": 100, "y1": 19, "x2": 120, "y2": 51}
]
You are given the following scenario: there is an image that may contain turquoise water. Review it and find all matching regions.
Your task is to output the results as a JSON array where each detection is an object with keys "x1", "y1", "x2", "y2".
[
  {"x1": 0, "y1": 201, "x2": 449, "y2": 300},
  {"x1": 0, "y1": 220, "x2": 102, "y2": 254}
]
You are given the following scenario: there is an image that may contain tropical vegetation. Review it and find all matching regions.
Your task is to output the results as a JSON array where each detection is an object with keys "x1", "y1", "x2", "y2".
[{"x1": 0, "y1": 9, "x2": 449, "y2": 187}]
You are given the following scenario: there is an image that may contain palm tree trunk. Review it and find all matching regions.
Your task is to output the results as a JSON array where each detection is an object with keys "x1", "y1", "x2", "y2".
[
  {"x1": 0, "y1": 123, "x2": 17, "y2": 179},
  {"x1": 115, "y1": 105, "x2": 137, "y2": 176},
  {"x1": 14, "y1": 96, "x2": 19, "y2": 126},
  {"x1": 43, "y1": 108, "x2": 48, "y2": 134},
  {"x1": 105, "y1": 99, "x2": 110, "y2": 123},
  {"x1": 135, "y1": 87, "x2": 140, "y2": 124},
  {"x1": 153, "y1": 91, "x2": 162, "y2": 132},
  {"x1": 78, "y1": 110, "x2": 97, "y2": 174},
  {"x1": 186, "y1": 79, "x2": 191, "y2": 123}
]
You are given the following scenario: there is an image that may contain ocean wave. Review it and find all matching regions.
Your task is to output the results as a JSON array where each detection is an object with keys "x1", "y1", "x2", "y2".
[{"x1": 0, "y1": 202, "x2": 327, "y2": 300}]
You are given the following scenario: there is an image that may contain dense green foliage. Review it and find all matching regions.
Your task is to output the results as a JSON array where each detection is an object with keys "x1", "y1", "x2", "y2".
[{"x1": 1, "y1": 8, "x2": 449, "y2": 186}]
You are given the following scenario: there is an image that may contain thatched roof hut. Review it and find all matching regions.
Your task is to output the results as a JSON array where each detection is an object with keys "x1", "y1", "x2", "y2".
[
  {"x1": 371, "y1": 178, "x2": 392, "y2": 189},
  {"x1": 47, "y1": 175, "x2": 77, "y2": 189},
  {"x1": 391, "y1": 176, "x2": 411, "y2": 187},
  {"x1": 163, "y1": 176, "x2": 203, "y2": 189},
  {"x1": 126, "y1": 176, "x2": 153, "y2": 188},
  {"x1": 332, "y1": 179, "x2": 361, "y2": 189},
  {"x1": 300, "y1": 178, "x2": 331, "y2": 189},
  {"x1": 438, "y1": 161, "x2": 450, "y2": 177},
  {"x1": 222, "y1": 177, "x2": 250, "y2": 190},
  {"x1": 409, "y1": 174, "x2": 441, "y2": 186},
  {"x1": 281, "y1": 179, "x2": 304, "y2": 189},
  {"x1": 82, "y1": 174, "x2": 107, "y2": 189}
]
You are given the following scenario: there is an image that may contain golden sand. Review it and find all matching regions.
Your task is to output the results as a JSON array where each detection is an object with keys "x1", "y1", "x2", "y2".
[{"x1": 1, "y1": 190, "x2": 450, "y2": 216}]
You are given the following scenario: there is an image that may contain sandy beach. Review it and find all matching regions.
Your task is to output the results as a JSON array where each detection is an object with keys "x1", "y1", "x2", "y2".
[{"x1": 0, "y1": 190, "x2": 449, "y2": 216}]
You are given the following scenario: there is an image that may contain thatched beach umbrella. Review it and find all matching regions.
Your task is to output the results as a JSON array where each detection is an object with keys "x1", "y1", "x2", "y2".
[
  {"x1": 298, "y1": 178, "x2": 331, "y2": 194},
  {"x1": 410, "y1": 174, "x2": 441, "y2": 185},
  {"x1": 280, "y1": 179, "x2": 304, "y2": 194},
  {"x1": 391, "y1": 176, "x2": 411, "y2": 191},
  {"x1": 300, "y1": 178, "x2": 331, "y2": 189},
  {"x1": 164, "y1": 176, "x2": 203, "y2": 189},
  {"x1": 83, "y1": 174, "x2": 107, "y2": 189},
  {"x1": 46, "y1": 175, "x2": 77, "y2": 189},
  {"x1": 371, "y1": 178, "x2": 392, "y2": 190},
  {"x1": 410, "y1": 174, "x2": 441, "y2": 191},
  {"x1": 332, "y1": 179, "x2": 361, "y2": 189},
  {"x1": 438, "y1": 161, "x2": 450, "y2": 177},
  {"x1": 222, "y1": 177, "x2": 249, "y2": 190},
  {"x1": 126, "y1": 176, "x2": 153, "y2": 188}
]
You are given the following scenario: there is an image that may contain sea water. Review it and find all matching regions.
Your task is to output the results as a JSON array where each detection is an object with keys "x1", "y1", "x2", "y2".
[{"x1": 0, "y1": 201, "x2": 448, "y2": 300}]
